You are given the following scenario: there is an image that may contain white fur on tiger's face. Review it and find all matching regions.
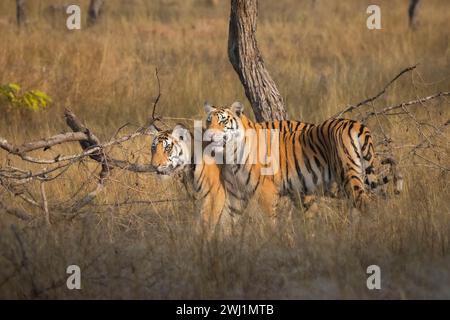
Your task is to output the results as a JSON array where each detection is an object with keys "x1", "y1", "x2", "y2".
[{"x1": 150, "y1": 125, "x2": 191, "y2": 176}]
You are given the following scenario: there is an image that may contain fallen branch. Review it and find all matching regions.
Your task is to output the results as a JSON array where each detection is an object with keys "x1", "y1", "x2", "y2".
[
  {"x1": 0, "y1": 68, "x2": 164, "y2": 218},
  {"x1": 0, "y1": 132, "x2": 88, "y2": 155},
  {"x1": 0, "y1": 112, "x2": 155, "y2": 176}
]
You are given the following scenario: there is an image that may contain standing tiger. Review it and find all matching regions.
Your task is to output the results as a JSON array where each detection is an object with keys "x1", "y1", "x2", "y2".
[
  {"x1": 203, "y1": 101, "x2": 400, "y2": 218},
  {"x1": 149, "y1": 124, "x2": 228, "y2": 230}
]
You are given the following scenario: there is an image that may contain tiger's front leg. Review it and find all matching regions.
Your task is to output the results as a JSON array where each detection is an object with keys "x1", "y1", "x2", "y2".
[
  {"x1": 199, "y1": 185, "x2": 226, "y2": 233},
  {"x1": 212, "y1": 194, "x2": 245, "y2": 237},
  {"x1": 255, "y1": 179, "x2": 281, "y2": 226}
]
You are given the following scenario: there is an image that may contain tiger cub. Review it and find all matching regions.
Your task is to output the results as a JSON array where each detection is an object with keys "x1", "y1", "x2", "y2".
[{"x1": 150, "y1": 124, "x2": 228, "y2": 230}]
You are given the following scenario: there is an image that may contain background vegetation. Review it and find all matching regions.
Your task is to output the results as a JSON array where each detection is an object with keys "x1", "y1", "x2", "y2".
[{"x1": 0, "y1": 0, "x2": 449, "y2": 299}]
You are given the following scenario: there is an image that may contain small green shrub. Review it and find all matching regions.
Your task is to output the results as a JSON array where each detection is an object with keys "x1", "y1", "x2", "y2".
[{"x1": 0, "y1": 83, "x2": 52, "y2": 112}]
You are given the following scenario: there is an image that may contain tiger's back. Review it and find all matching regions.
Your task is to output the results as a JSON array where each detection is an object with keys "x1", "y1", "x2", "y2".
[{"x1": 276, "y1": 118, "x2": 377, "y2": 208}]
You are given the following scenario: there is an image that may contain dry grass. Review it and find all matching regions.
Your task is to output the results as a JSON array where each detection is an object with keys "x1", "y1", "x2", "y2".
[{"x1": 0, "y1": 0, "x2": 449, "y2": 299}]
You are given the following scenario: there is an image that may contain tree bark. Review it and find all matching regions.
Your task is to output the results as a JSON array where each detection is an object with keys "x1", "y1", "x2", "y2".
[
  {"x1": 228, "y1": 0, "x2": 288, "y2": 121},
  {"x1": 87, "y1": 0, "x2": 104, "y2": 26},
  {"x1": 16, "y1": 0, "x2": 26, "y2": 27}
]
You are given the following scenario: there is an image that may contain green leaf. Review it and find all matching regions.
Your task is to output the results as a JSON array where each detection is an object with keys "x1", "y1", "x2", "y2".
[
  {"x1": 8, "y1": 83, "x2": 21, "y2": 92},
  {"x1": 0, "y1": 83, "x2": 52, "y2": 112}
]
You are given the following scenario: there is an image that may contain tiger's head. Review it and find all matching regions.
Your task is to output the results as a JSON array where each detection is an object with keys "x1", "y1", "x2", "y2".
[
  {"x1": 150, "y1": 124, "x2": 191, "y2": 176},
  {"x1": 203, "y1": 101, "x2": 245, "y2": 151}
]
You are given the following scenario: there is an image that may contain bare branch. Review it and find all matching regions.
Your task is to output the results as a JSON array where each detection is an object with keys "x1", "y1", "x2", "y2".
[
  {"x1": 151, "y1": 68, "x2": 161, "y2": 121},
  {"x1": 1, "y1": 129, "x2": 156, "y2": 171},
  {"x1": 0, "y1": 132, "x2": 89, "y2": 155},
  {"x1": 0, "y1": 108, "x2": 156, "y2": 215},
  {"x1": 363, "y1": 91, "x2": 450, "y2": 121},
  {"x1": 334, "y1": 64, "x2": 418, "y2": 118},
  {"x1": 67, "y1": 181, "x2": 105, "y2": 214},
  {"x1": 65, "y1": 109, "x2": 102, "y2": 157},
  {"x1": 0, "y1": 69, "x2": 170, "y2": 216},
  {"x1": 39, "y1": 182, "x2": 51, "y2": 226}
]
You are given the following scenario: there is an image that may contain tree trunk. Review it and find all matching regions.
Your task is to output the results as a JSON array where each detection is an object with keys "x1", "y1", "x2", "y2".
[
  {"x1": 16, "y1": 0, "x2": 26, "y2": 27},
  {"x1": 408, "y1": 0, "x2": 420, "y2": 27},
  {"x1": 228, "y1": 0, "x2": 288, "y2": 121},
  {"x1": 87, "y1": 0, "x2": 104, "y2": 26}
]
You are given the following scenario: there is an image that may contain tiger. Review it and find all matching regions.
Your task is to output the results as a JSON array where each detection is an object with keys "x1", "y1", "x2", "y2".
[
  {"x1": 203, "y1": 101, "x2": 402, "y2": 219},
  {"x1": 149, "y1": 124, "x2": 229, "y2": 230}
]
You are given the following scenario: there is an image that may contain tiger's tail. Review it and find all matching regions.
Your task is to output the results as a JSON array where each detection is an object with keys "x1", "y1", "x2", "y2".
[{"x1": 358, "y1": 126, "x2": 403, "y2": 196}]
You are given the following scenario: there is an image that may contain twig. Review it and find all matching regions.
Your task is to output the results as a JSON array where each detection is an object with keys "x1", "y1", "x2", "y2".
[
  {"x1": 413, "y1": 153, "x2": 449, "y2": 172},
  {"x1": 40, "y1": 181, "x2": 51, "y2": 226},
  {"x1": 151, "y1": 67, "x2": 161, "y2": 122},
  {"x1": 92, "y1": 198, "x2": 190, "y2": 207},
  {"x1": 362, "y1": 91, "x2": 450, "y2": 121},
  {"x1": 111, "y1": 122, "x2": 130, "y2": 139},
  {"x1": 0, "y1": 180, "x2": 42, "y2": 209},
  {"x1": 334, "y1": 64, "x2": 418, "y2": 118},
  {"x1": 67, "y1": 182, "x2": 105, "y2": 215}
]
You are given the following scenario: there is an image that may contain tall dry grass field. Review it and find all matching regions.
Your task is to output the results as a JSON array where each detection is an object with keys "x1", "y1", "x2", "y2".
[{"x1": 0, "y1": 0, "x2": 449, "y2": 299}]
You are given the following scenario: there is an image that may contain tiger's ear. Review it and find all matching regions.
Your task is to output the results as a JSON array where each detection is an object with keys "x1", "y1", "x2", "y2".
[
  {"x1": 231, "y1": 101, "x2": 244, "y2": 117},
  {"x1": 172, "y1": 124, "x2": 190, "y2": 142},
  {"x1": 204, "y1": 101, "x2": 215, "y2": 114}
]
